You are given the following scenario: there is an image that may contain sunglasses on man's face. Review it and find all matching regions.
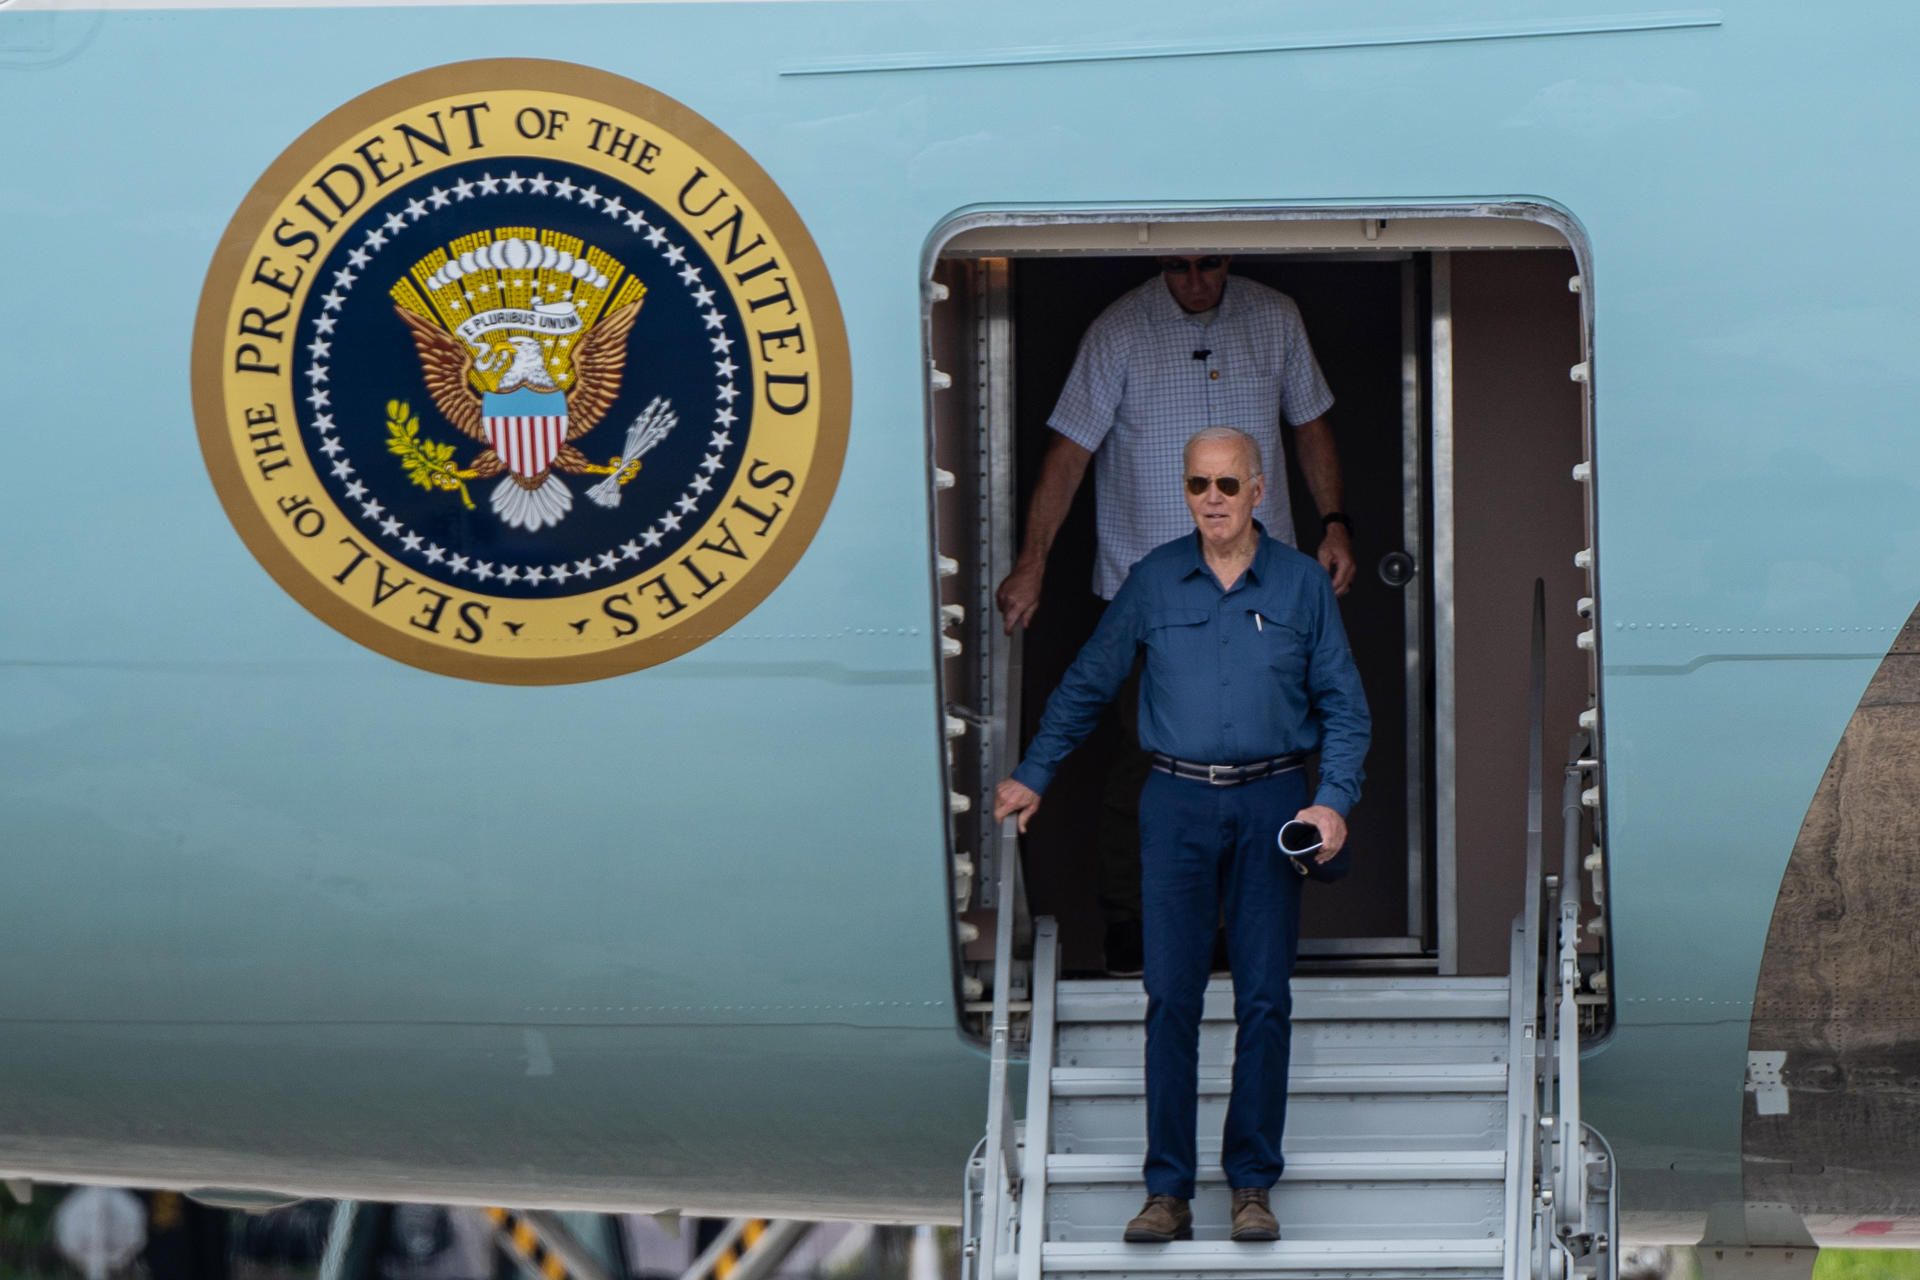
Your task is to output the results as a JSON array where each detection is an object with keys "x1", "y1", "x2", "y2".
[
  {"x1": 1159, "y1": 256, "x2": 1226, "y2": 275},
  {"x1": 1186, "y1": 475, "x2": 1245, "y2": 497}
]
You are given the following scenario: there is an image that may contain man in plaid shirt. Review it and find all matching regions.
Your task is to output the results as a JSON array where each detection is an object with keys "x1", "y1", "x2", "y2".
[{"x1": 995, "y1": 255, "x2": 1355, "y2": 974}]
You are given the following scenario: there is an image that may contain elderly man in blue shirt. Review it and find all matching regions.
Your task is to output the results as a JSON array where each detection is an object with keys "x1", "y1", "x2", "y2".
[
  {"x1": 994, "y1": 426, "x2": 1370, "y2": 1246},
  {"x1": 996, "y1": 255, "x2": 1352, "y2": 977}
]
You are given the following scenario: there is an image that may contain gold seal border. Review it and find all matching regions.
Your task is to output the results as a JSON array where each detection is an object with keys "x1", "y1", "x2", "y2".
[{"x1": 191, "y1": 58, "x2": 851, "y2": 686}]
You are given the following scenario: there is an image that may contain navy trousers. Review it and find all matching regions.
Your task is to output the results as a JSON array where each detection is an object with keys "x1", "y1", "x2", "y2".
[{"x1": 1138, "y1": 767, "x2": 1307, "y2": 1198}]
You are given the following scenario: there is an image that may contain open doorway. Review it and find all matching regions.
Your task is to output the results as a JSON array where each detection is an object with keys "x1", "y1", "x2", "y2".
[{"x1": 931, "y1": 211, "x2": 1605, "y2": 990}]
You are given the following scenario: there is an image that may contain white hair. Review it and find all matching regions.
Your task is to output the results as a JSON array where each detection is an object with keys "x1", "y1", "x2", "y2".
[{"x1": 1183, "y1": 427, "x2": 1264, "y2": 477}]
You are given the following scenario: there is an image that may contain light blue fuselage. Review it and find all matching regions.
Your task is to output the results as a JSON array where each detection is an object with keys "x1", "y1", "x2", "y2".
[{"x1": 1, "y1": 0, "x2": 1915, "y2": 1231}]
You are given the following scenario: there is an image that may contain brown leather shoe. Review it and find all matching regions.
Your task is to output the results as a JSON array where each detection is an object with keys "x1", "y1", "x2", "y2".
[
  {"x1": 1229, "y1": 1186, "x2": 1280, "y2": 1241},
  {"x1": 1122, "y1": 1194, "x2": 1192, "y2": 1243}
]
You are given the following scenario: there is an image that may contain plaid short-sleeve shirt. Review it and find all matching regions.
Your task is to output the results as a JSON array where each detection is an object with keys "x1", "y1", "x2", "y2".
[{"x1": 1047, "y1": 276, "x2": 1335, "y2": 599}]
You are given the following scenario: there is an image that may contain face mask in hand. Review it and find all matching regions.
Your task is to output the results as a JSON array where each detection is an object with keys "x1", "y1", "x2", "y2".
[{"x1": 1277, "y1": 820, "x2": 1322, "y2": 875}]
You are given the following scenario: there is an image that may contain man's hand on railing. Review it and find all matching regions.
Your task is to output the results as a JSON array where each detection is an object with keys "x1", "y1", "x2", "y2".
[{"x1": 994, "y1": 778, "x2": 1042, "y2": 833}]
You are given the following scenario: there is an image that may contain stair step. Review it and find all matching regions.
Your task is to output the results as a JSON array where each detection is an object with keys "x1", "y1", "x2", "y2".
[
  {"x1": 1040, "y1": 1238, "x2": 1504, "y2": 1277},
  {"x1": 1046, "y1": 1150, "x2": 1505, "y2": 1185},
  {"x1": 1056, "y1": 978, "x2": 1508, "y2": 1026},
  {"x1": 1051, "y1": 1061, "x2": 1507, "y2": 1096},
  {"x1": 1056, "y1": 1020, "x2": 1507, "y2": 1069},
  {"x1": 1052, "y1": 1093, "x2": 1505, "y2": 1155},
  {"x1": 1045, "y1": 1184, "x2": 1505, "y2": 1242}
]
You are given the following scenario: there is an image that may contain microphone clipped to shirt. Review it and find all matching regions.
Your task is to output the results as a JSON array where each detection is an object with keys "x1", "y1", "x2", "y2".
[{"x1": 1192, "y1": 349, "x2": 1211, "y2": 362}]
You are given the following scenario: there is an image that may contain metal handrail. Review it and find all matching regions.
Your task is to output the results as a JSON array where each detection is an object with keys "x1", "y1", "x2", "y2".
[
  {"x1": 1524, "y1": 579, "x2": 1549, "y2": 1155},
  {"x1": 1525, "y1": 577, "x2": 1581, "y2": 1274},
  {"x1": 1514, "y1": 576, "x2": 1609, "y2": 1280},
  {"x1": 975, "y1": 820, "x2": 1024, "y2": 1280},
  {"x1": 1503, "y1": 580, "x2": 1549, "y2": 1280},
  {"x1": 1015, "y1": 918, "x2": 1059, "y2": 1280},
  {"x1": 1554, "y1": 735, "x2": 1591, "y2": 1234},
  {"x1": 1523, "y1": 583, "x2": 1547, "y2": 966},
  {"x1": 1502, "y1": 921, "x2": 1537, "y2": 1280},
  {"x1": 1523, "y1": 581, "x2": 1550, "y2": 1159}
]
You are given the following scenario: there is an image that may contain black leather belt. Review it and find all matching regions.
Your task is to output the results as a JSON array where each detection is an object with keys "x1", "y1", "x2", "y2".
[{"x1": 1149, "y1": 751, "x2": 1308, "y2": 786}]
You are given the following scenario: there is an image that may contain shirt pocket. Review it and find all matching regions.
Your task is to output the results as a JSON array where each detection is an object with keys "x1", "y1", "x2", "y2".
[
  {"x1": 1143, "y1": 608, "x2": 1211, "y2": 682},
  {"x1": 1250, "y1": 606, "x2": 1312, "y2": 685}
]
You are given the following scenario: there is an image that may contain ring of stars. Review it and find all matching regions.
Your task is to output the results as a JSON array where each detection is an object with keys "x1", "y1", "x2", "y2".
[{"x1": 301, "y1": 166, "x2": 745, "y2": 591}]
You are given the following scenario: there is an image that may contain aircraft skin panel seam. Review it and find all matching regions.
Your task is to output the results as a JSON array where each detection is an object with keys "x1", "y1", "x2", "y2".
[
  {"x1": 0, "y1": 0, "x2": 842, "y2": 7},
  {"x1": 1606, "y1": 653, "x2": 1883, "y2": 676},
  {"x1": 781, "y1": 11, "x2": 1725, "y2": 76}
]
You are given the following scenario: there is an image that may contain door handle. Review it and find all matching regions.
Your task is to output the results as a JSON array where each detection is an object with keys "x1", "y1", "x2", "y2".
[{"x1": 1378, "y1": 551, "x2": 1417, "y2": 588}]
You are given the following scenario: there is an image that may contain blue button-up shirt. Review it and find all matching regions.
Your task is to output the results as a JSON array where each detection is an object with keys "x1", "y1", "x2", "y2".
[{"x1": 1011, "y1": 529, "x2": 1370, "y2": 815}]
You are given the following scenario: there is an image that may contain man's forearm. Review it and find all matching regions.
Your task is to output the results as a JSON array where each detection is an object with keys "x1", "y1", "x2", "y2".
[
  {"x1": 996, "y1": 433, "x2": 1094, "y2": 631},
  {"x1": 1012, "y1": 583, "x2": 1141, "y2": 793},
  {"x1": 1015, "y1": 434, "x2": 1095, "y2": 569},
  {"x1": 1309, "y1": 661, "x2": 1370, "y2": 816},
  {"x1": 1291, "y1": 416, "x2": 1343, "y2": 518}
]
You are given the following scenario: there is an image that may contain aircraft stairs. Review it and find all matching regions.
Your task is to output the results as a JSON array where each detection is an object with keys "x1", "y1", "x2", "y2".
[{"x1": 962, "y1": 591, "x2": 1614, "y2": 1280}]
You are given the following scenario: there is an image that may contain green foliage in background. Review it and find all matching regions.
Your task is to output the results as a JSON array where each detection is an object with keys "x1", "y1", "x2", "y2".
[
  {"x1": 0, "y1": 1192, "x2": 64, "y2": 1280},
  {"x1": 1817, "y1": 1251, "x2": 1920, "y2": 1280},
  {"x1": 1670, "y1": 1249, "x2": 1920, "y2": 1280}
]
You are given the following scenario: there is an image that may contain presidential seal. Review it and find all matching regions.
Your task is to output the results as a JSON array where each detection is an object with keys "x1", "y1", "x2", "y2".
[{"x1": 193, "y1": 60, "x2": 849, "y2": 683}]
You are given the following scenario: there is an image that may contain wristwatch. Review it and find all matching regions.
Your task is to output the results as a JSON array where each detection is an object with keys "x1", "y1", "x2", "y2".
[{"x1": 1321, "y1": 511, "x2": 1352, "y2": 534}]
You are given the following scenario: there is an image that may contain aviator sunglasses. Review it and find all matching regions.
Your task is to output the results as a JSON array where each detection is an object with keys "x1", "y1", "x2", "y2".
[
  {"x1": 1185, "y1": 474, "x2": 1246, "y2": 497},
  {"x1": 1158, "y1": 255, "x2": 1226, "y2": 274}
]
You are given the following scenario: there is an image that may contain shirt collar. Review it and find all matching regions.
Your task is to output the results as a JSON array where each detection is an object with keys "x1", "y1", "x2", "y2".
[
  {"x1": 1246, "y1": 522, "x2": 1273, "y2": 583},
  {"x1": 1178, "y1": 531, "x2": 1208, "y2": 579},
  {"x1": 1179, "y1": 520, "x2": 1271, "y2": 584},
  {"x1": 1150, "y1": 274, "x2": 1237, "y2": 326}
]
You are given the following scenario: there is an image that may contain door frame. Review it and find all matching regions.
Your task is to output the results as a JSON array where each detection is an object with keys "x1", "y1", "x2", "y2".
[{"x1": 923, "y1": 202, "x2": 1594, "y2": 979}]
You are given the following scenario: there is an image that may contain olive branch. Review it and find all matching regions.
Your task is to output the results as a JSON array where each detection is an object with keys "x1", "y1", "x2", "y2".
[{"x1": 385, "y1": 399, "x2": 476, "y2": 510}]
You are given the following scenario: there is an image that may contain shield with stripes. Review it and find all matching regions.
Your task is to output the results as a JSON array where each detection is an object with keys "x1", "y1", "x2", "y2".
[{"x1": 481, "y1": 387, "x2": 569, "y2": 478}]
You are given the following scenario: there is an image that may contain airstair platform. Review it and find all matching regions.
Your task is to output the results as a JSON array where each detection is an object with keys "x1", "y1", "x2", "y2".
[
  {"x1": 963, "y1": 921, "x2": 1613, "y2": 1280},
  {"x1": 1043, "y1": 975, "x2": 1510, "y2": 1264},
  {"x1": 962, "y1": 588, "x2": 1614, "y2": 1280}
]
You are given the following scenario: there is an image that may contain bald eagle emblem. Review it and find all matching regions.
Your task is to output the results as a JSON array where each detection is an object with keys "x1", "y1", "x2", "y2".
[{"x1": 389, "y1": 231, "x2": 656, "y2": 531}]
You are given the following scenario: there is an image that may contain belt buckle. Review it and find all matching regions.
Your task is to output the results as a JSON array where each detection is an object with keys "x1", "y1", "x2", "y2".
[{"x1": 1208, "y1": 763, "x2": 1231, "y2": 786}]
